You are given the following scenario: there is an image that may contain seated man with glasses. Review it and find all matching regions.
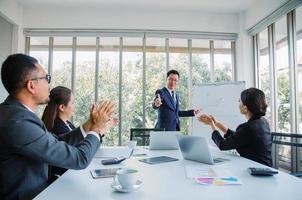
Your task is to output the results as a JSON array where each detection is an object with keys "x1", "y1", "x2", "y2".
[{"x1": 0, "y1": 54, "x2": 118, "y2": 200}]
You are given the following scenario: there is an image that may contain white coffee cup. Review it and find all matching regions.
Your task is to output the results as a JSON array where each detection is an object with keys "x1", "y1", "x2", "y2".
[
  {"x1": 115, "y1": 168, "x2": 138, "y2": 189},
  {"x1": 127, "y1": 140, "x2": 137, "y2": 149}
]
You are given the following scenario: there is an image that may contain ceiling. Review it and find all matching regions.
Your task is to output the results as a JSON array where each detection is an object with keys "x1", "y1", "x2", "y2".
[{"x1": 16, "y1": 0, "x2": 262, "y2": 13}]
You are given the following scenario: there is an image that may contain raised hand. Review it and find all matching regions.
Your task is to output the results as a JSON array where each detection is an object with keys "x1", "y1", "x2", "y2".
[
  {"x1": 208, "y1": 115, "x2": 227, "y2": 133},
  {"x1": 197, "y1": 114, "x2": 213, "y2": 125},
  {"x1": 209, "y1": 115, "x2": 216, "y2": 124},
  {"x1": 100, "y1": 118, "x2": 119, "y2": 137},
  {"x1": 194, "y1": 108, "x2": 203, "y2": 117},
  {"x1": 90, "y1": 101, "x2": 117, "y2": 134},
  {"x1": 154, "y1": 93, "x2": 162, "y2": 107}
]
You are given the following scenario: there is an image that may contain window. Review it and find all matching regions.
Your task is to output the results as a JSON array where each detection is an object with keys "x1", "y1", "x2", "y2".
[
  {"x1": 296, "y1": 6, "x2": 302, "y2": 173},
  {"x1": 275, "y1": 16, "x2": 291, "y2": 169},
  {"x1": 169, "y1": 38, "x2": 190, "y2": 134},
  {"x1": 74, "y1": 37, "x2": 96, "y2": 126},
  {"x1": 121, "y1": 38, "x2": 143, "y2": 145},
  {"x1": 214, "y1": 40, "x2": 232, "y2": 82},
  {"x1": 258, "y1": 29, "x2": 271, "y2": 125},
  {"x1": 29, "y1": 37, "x2": 49, "y2": 71},
  {"x1": 26, "y1": 30, "x2": 236, "y2": 145},
  {"x1": 52, "y1": 37, "x2": 72, "y2": 90},
  {"x1": 297, "y1": 6, "x2": 302, "y2": 134},
  {"x1": 145, "y1": 38, "x2": 166, "y2": 129},
  {"x1": 98, "y1": 37, "x2": 120, "y2": 146},
  {"x1": 29, "y1": 37, "x2": 49, "y2": 117},
  {"x1": 275, "y1": 16, "x2": 291, "y2": 133},
  {"x1": 192, "y1": 39, "x2": 210, "y2": 86},
  {"x1": 253, "y1": 7, "x2": 302, "y2": 172}
]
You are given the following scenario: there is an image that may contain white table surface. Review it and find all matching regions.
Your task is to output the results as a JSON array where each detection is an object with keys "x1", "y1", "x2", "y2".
[{"x1": 35, "y1": 147, "x2": 302, "y2": 200}]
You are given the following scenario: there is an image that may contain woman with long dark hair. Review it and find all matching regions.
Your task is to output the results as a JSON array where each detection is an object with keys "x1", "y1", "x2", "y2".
[
  {"x1": 42, "y1": 86, "x2": 76, "y2": 177},
  {"x1": 42, "y1": 86, "x2": 75, "y2": 135},
  {"x1": 198, "y1": 88, "x2": 272, "y2": 166}
]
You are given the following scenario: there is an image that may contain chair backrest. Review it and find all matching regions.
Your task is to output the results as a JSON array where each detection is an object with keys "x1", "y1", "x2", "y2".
[
  {"x1": 130, "y1": 128, "x2": 165, "y2": 146},
  {"x1": 271, "y1": 132, "x2": 302, "y2": 176}
]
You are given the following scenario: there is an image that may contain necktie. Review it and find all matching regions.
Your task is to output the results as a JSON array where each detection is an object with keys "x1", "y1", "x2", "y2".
[{"x1": 171, "y1": 91, "x2": 177, "y2": 107}]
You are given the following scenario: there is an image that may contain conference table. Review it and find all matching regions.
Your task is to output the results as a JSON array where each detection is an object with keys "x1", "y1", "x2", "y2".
[{"x1": 35, "y1": 147, "x2": 302, "y2": 200}]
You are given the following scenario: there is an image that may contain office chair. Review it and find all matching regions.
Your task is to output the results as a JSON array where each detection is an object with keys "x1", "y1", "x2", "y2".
[
  {"x1": 271, "y1": 132, "x2": 302, "y2": 178},
  {"x1": 130, "y1": 128, "x2": 165, "y2": 146}
]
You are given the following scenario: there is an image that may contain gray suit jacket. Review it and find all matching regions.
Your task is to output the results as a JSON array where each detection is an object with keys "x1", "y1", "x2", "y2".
[{"x1": 0, "y1": 96, "x2": 101, "y2": 200}]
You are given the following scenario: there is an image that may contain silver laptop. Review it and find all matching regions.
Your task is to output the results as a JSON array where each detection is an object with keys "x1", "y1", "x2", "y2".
[
  {"x1": 149, "y1": 131, "x2": 180, "y2": 150},
  {"x1": 177, "y1": 135, "x2": 229, "y2": 165}
]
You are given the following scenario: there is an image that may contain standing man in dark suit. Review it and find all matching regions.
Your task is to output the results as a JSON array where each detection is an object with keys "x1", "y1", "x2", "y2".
[
  {"x1": 0, "y1": 54, "x2": 117, "y2": 200},
  {"x1": 152, "y1": 69, "x2": 201, "y2": 131}
]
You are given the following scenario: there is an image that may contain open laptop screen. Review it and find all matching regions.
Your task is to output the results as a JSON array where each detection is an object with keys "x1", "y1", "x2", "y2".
[
  {"x1": 149, "y1": 131, "x2": 180, "y2": 150},
  {"x1": 177, "y1": 135, "x2": 229, "y2": 165}
]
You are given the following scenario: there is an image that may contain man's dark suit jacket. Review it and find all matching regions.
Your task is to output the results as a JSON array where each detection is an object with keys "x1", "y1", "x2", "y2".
[
  {"x1": 152, "y1": 87, "x2": 194, "y2": 131},
  {"x1": 0, "y1": 96, "x2": 101, "y2": 200},
  {"x1": 212, "y1": 117, "x2": 272, "y2": 167}
]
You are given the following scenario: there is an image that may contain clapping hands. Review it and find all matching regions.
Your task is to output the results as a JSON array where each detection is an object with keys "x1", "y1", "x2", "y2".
[
  {"x1": 197, "y1": 114, "x2": 226, "y2": 132},
  {"x1": 197, "y1": 114, "x2": 214, "y2": 125},
  {"x1": 84, "y1": 101, "x2": 118, "y2": 136}
]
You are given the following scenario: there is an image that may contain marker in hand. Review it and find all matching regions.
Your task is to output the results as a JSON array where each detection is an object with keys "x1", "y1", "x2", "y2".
[{"x1": 155, "y1": 94, "x2": 162, "y2": 107}]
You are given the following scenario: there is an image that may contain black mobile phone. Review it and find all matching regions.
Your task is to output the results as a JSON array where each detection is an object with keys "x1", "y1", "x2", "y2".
[
  {"x1": 248, "y1": 167, "x2": 278, "y2": 176},
  {"x1": 101, "y1": 157, "x2": 126, "y2": 165}
]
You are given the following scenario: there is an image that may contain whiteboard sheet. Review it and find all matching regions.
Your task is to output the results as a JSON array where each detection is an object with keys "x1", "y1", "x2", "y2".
[{"x1": 191, "y1": 82, "x2": 246, "y2": 143}]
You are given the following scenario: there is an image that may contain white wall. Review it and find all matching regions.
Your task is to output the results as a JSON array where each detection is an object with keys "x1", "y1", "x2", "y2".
[
  {"x1": 0, "y1": 0, "x2": 24, "y2": 100},
  {"x1": 244, "y1": 0, "x2": 288, "y2": 29},
  {"x1": 0, "y1": 0, "x2": 20, "y2": 24},
  {"x1": 236, "y1": 12, "x2": 254, "y2": 87},
  {"x1": 0, "y1": 15, "x2": 12, "y2": 101},
  {"x1": 22, "y1": 6, "x2": 239, "y2": 33},
  {"x1": 0, "y1": 0, "x2": 24, "y2": 52}
]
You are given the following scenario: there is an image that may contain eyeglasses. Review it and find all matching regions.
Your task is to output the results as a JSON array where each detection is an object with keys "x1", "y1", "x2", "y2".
[{"x1": 30, "y1": 74, "x2": 51, "y2": 84}]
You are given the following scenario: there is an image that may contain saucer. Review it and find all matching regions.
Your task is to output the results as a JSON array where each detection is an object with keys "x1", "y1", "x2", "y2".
[{"x1": 111, "y1": 180, "x2": 143, "y2": 193}]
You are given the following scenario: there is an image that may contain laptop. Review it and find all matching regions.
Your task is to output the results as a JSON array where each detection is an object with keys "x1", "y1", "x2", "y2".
[
  {"x1": 149, "y1": 131, "x2": 180, "y2": 150},
  {"x1": 177, "y1": 135, "x2": 229, "y2": 165}
]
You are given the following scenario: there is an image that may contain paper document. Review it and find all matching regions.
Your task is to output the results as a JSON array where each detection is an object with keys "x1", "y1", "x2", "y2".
[
  {"x1": 185, "y1": 165, "x2": 229, "y2": 178},
  {"x1": 195, "y1": 177, "x2": 242, "y2": 186},
  {"x1": 185, "y1": 165, "x2": 242, "y2": 186},
  {"x1": 94, "y1": 146, "x2": 132, "y2": 158}
]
